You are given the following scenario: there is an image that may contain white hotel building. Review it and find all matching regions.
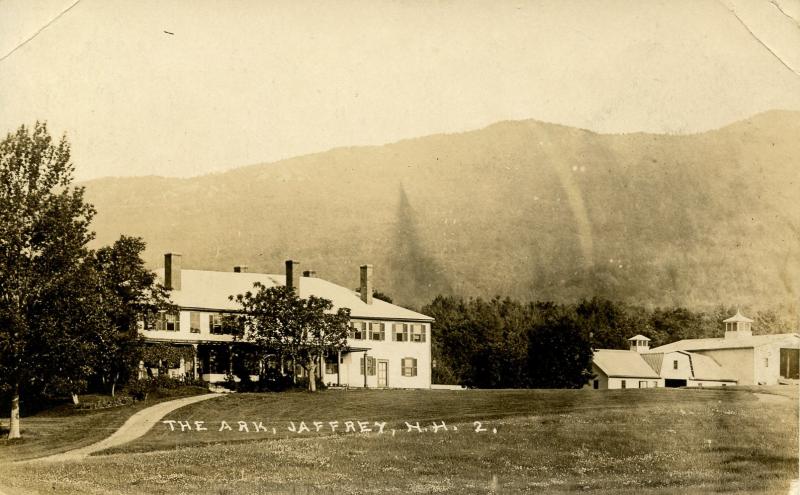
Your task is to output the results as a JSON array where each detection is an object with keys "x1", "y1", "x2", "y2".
[{"x1": 140, "y1": 253, "x2": 433, "y2": 389}]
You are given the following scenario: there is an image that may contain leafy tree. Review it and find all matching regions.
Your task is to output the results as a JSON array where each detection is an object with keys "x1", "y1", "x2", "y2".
[
  {"x1": 574, "y1": 297, "x2": 635, "y2": 350},
  {"x1": 354, "y1": 288, "x2": 394, "y2": 304},
  {"x1": 527, "y1": 312, "x2": 593, "y2": 388},
  {"x1": 231, "y1": 283, "x2": 350, "y2": 391},
  {"x1": 91, "y1": 236, "x2": 172, "y2": 395},
  {"x1": 26, "y1": 259, "x2": 107, "y2": 405},
  {"x1": 372, "y1": 290, "x2": 393, "y2": 304},
  {"x1": 0, "y1": 122, "x2": 95, "y2": 438}
]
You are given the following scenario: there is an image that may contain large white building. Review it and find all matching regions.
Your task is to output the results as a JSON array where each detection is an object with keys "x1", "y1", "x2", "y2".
[
  {"x1": 649, "y1": 311, "x2": 799, "y2": 386},
  {"x1": 588, "y1": 311, "x2": 799, "y2": 389},
  {"x1": 139, "y1": 253, "x2": 434, "y2": 389}
]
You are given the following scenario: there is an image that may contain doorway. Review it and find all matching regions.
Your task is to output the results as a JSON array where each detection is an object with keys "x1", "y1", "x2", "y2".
[
  {"x1": 377, "y1": 360, "x2": 388, "y2": 387},
  {"x1": 665, "y1": 379, "x2": 687, "y2": 388}
]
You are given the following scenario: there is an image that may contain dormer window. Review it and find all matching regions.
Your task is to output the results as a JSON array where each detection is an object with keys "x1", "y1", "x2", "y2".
[{"x1": 673, "y1": 360, "x2": 678, "y2": 370}]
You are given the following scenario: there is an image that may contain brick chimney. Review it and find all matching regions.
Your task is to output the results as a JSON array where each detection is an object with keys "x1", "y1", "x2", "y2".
[
  {"x1": 360, "y1": 264, "x2": 373, "y2": 304},
  {"x1": 302, "y1": 270, "x2": 316, "y2": 278},
  {"x1": 164, "y1": 253, "x2": 182, "y2": 290},
  {"x1": 285, "y1": 260, "x2": 300, "y2": 292},
  {"x1": 234, "y1": 265, "x2": 248, "y2": 273}
]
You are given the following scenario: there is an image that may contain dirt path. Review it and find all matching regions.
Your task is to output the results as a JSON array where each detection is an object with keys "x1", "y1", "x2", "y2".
[{"x1": 29, "y1": 393, "x2": 222, "y2": 463}]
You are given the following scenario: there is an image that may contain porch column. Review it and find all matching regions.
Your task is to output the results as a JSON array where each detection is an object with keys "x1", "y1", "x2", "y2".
[
  {"x1": 192, "y1": 344, "x2": 199, "y2": 380},
  {"x1": 228, "y1": 344, "x2": 234, "y2": 375},
  {"x1": 337, "y1": 350, "x2": 342, "y2": 386}
]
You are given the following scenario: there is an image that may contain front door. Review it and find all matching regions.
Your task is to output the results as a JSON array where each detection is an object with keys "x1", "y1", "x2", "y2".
[{"x1": 377, "y1": 360, "x2": 388, "y2": 387}]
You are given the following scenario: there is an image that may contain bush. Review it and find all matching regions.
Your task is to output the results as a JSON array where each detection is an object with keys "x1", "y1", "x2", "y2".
[{"x1": 75, "y1": 396, "x2": 133, "y2": 410}]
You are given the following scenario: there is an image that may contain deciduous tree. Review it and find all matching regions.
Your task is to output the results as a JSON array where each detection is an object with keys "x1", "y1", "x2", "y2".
[
  {"x1": 0, "y1": 123, "x2": 95, "y2": 438},
  {"x1": 231, "y1": 284, "x2": 350, "y2": 391}
]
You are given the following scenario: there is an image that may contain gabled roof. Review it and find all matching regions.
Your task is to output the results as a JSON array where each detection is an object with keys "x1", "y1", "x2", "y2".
[
  {"x1": 628, "y1": 334, "x2": 650, "y2": 341},
  {"x1": 650, "y1": 333, "x2": 799, "y2": 353},
  {"x1": 155, "y1": 269, "x2": 433, "y2": 322},
  {"x1": 592, "y1": 349, "x2": 660, "y2": 379}
]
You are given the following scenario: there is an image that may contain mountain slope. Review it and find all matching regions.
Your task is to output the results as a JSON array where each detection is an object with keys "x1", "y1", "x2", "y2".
[{"x1": 82, "y1": 110, "x2": 800, "y2": 313}]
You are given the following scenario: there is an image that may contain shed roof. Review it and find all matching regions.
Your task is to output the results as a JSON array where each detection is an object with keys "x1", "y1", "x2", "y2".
[
  {"x1": 592, "y1": 349, "x2": 661, "y2": 379},
  {"x1": 155, "y1": 269, "x2": 433, "y2": 321}
]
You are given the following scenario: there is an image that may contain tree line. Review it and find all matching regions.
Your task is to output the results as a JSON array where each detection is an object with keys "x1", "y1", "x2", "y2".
[{"x1": 422, "y1": 296, "x2": 796, "y2": 388}]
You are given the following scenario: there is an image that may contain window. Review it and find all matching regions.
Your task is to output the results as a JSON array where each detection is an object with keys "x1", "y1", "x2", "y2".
[
  {"x1": 592, "y1": 379, "x2": 599, "y2": 389},
  {"x1": 673, "y1": 360, "x2": 678, "y2": 370},
  {"x1": 763, "y1": 358, "x2": 769, "y2": 368},
  {"x1": 325, "y1": 356, "x2": 339, "y2": 375},
  {"x1": 155, "y1": 311, "x2": 180, "y2": 331},
  {"x1": 392, "y1": 323, "x2": 408, "y2": 342},
  {"x1": 621, "y1": 380, "x2": 626, "y2": 389},
  {"x1": 639, "y1": 381, "x2": 648, "y2": 388},
  {"x1": 411, "y1": 324, "x2": 426, "y2": 343},
  {"x1": 190, "y1": 312, "x2": 201, "y2": 334},
  {"x1": 360, "y1": 356, "x2": 376, "y2": 376},
  {"x1": 401, "y1": 357, "x2": 418, "y2": 377},
  {"x1": 651, "y1": 381, "x2": 658, "y2": 388},
  {"x1": 349, "y1": 321, "x2": 366, "y2": 340},
  {"x1": 369, "y1": 322, "x2": 385, "y2": 341},
  {"x1": 209, "y1": 313, "x2": 235, "y2": 335}
]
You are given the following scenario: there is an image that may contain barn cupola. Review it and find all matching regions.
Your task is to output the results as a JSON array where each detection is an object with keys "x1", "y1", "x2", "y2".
[
  {"x1": 628, "y1": 335, "x2": 651, "y2": 353},
  {"x1": 723, "y1": 310, "x2": 753, "y2": 339}
]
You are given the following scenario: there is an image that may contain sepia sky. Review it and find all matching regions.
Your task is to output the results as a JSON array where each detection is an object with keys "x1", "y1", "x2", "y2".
[{"x1": 1, "y1": 0, "x2": 799, "y2": 181}]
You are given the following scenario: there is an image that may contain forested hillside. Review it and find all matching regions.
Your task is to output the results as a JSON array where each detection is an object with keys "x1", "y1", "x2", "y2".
[{"x1": 83, "y1": 110, "x2": 800, "y2": 318}]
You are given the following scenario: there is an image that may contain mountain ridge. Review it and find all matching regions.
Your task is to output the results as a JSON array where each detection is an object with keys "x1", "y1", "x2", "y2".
[{"x1": 81, "y1": 110, "x2": 800, "y2": 317}]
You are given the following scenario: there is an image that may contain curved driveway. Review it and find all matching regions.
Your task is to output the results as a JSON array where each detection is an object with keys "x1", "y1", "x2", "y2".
[{"x1": 31, "y1": 393, "x2": 221, "y2": 463}]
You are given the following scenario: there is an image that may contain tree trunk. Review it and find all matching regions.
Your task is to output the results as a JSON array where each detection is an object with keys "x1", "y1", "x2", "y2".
[
  {"x1": 71, "y1": 393, "x2": 80, "y2": 405},
  {"x1": 307, "y1": 359, "x2": 317, "y2": 392},
  {"x1": 111, "y1": 372, "x2": 120, "y2": 397},
  {"x1": 8, "y1": 382, "x2": 21, "y2": 439}
]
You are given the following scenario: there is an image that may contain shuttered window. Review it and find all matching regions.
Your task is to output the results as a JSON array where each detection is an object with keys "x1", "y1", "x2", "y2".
[
  {"x1": 401, "y1": 357, "x2": 417, "y2": 377},
  {"x1": 392, "y1": 323, "x2": 408, "y2": 341},
  {"x1": 411, "y1": 324, "x2": 426, "y2": 343},
  {"x1": 369, "y1": 322, "x2": 385, "y2": 341},
  {"x1": 349, "y1": 321, "x2": 366, "y2": 340},
  {"x1": 360, "y1": 356, "x2": 376, "y2": 376},
  {"x1": 156, "y1": 311, "x2": 180, "y2": 331}
]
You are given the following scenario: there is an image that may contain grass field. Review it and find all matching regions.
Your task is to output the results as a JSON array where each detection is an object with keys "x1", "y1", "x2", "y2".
[
  {"x1": 0, "y1": 387, "x2": 207, "y2": 463},
  {"x1": 0, "y1": 386, "x2": 797, "y2": 494}
]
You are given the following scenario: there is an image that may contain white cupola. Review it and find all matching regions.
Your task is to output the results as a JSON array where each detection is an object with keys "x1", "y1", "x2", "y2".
[
  {"x1": 628, "y1": 334, "x2": 651, "y2": 353},
  {"x1": 723, "y1": 310, "x2": 753, "y2": 339}
]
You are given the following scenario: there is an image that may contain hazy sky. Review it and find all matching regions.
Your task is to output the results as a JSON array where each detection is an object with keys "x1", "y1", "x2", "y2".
[{"x1": 1, "y1": 0, "x2": 799, "y2": 181}]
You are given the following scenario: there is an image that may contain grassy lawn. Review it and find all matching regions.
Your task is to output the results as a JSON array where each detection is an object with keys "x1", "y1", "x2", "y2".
[
  {"x1": 0, "y1": 387, "x2": 207, "y2": 462},
  {"x1": 0, "y1": 386, "x2": 796, "y2": 494}
]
